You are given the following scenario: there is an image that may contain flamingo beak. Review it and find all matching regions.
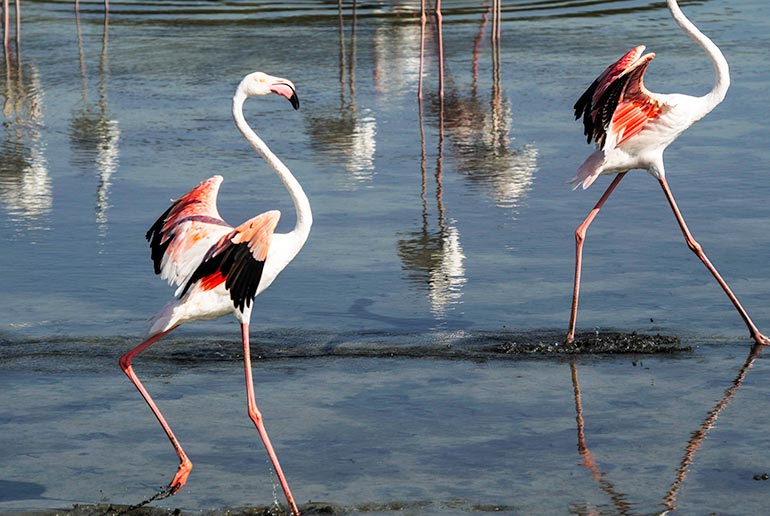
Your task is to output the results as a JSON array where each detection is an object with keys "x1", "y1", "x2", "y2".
[{"x1": 270, "y1": 81, "x2": 300, "y2": 110}]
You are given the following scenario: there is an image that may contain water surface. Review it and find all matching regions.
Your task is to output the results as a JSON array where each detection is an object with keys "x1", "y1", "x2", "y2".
[
  {"x1": 2, "y1": 0, "x2": 770, "y2": 513},
  {"x1": 2, "y1": 0, "x2": 769, "y2": 340}
]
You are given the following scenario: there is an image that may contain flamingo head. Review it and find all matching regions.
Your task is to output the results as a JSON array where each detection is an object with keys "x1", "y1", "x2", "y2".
[{"x1": 240, "y1": 72, "x2": 300, "y2": 110}]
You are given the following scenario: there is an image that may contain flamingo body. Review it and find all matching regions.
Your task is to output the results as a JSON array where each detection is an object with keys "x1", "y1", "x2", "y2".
[
  {"x1": 565, "y1": 0, "x2": 768, "y2": 347},
  {"x1": 145, "y1": 174, "x2": 287, "y2": 334},
  {"x1": 120, "y1": 71, "x2": 305, "y2": 516},
  {"x1": 570, "y1": 43, "x2": 718, "y2": 189}
]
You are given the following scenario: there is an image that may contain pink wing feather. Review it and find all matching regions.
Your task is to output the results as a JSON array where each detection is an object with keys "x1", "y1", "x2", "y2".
[
  {"x1": 181, "y1": 210, "x2": 281, "y2": 311},
  {"x1": 574, "y1": 46, "x2": 662, "y2": 151},
  {"x1": 591, "y1": 46, "x2": 645, "y2": 103},
  {"x1": 146, "y1": 175, "x2": 232, "y2": 292}
]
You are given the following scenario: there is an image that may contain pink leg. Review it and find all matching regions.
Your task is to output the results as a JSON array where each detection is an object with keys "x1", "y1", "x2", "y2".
[
  {"x1": 435, "y1": 0, "x2": 444, "y2": 98},
  {"x1": 492, "y1": 0, "x2": 501, "y2": 42},
  {"x1": 241, "y1": 323, "x2": 301, "y2": 516},
  {"x1": 13, "y1": 0, "x2": 18, "y2": 51},
  {"x1": 418, "y1": 0, "x2": 426, "y2": 99},
  {"x1": 566, "y1": 172, "x2": 626, "y2": 344},
  {"x1": 119, "y1": 328, "x2": 193, "y2": 495},
  {"x1": 2, "y1": 0, "x2": 9, "y2": 50},
  {"x1": 659, "y1": 177, "x2": 770, "y2": 346}
]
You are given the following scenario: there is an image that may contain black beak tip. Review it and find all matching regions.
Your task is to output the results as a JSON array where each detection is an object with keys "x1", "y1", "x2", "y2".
[{"x1": 290, "y1": 93, "x2": 300, "y2": 110}]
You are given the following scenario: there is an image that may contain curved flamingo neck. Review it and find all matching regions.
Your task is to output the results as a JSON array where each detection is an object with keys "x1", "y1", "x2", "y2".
[
  {"x1": 667, "y1": 0, "x2": 729, "y2": 115},
  {"x1": 232, "y1": 90, "x2": 312, "y2": 251}
]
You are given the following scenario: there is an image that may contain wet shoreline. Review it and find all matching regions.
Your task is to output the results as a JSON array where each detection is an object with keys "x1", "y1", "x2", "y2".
[{"x1": 2, "y1": 333, "x2": 767, "y2": 515}]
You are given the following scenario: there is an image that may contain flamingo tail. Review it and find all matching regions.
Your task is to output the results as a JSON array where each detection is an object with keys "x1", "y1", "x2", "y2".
[
  {"x1": 148, "y1": 300, "x2": 180, "y2": 337},
  {"x1": 569, "y1": 150, "x2": 605, "y2": 190}
]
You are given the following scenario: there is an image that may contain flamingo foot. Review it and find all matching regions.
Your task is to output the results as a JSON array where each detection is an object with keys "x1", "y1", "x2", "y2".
[
  {"x1": 124, "y1": 459, "x2": 193, "y2": 512},
  {"x1": 168, "y1": 458, "x2": 193, "y2": 494},
  {"x1": 752, "y1": 332, "x2": 770, "y2": 347},
  {"x1": 564, "y1": 332, "x2": 575, "y2": 345}
]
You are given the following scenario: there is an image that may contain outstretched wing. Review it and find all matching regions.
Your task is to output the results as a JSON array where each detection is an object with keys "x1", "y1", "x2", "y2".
[
  {"x1": 574, "y1": 46, "x2": 662, "y2": 150},
  {"x1": 146, "y1": 175, "x2": 232, "y2": 291},
  {"x1": 180, "y1": 210, "x2": 281, "y2": 312}
]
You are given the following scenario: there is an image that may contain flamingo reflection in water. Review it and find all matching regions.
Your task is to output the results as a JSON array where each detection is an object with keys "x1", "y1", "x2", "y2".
[
  {"x1": 304, "y1": 0, "x2": 376, "y2": 187},
  {"x1": 661, "y1": 344, "x2": 765, "y2": 512},
  {"x1": 418, "y1": 0, "x2": 501, "y2": 100},
  {"x1": 70, "y1": 5, "x2": 119, "y2": 240},
  {"x1": 398, "y1": 93, "x2": 466, "y2": 320},
  {"x1": 418, "y1": 0, "x2": 443, "y2": 99},
  {"x1": 1, "y1": 0, "x2": 19, "y2": 51},
  {"x1": 401, "y1": 1, "x2": 537, "y2": 319},
  {"x1": 570, "y1": 360, "x2": 642, "y2": 515},
  {"x1": 437, "y1": 0, "x2": 536, "y2": 211},
  {"x1": 2, "y1": 0, "x2": 107, "y2": 50},
  {"x1": 570, "y1": 343, "x2": 765, "y2": 514},
  {"x1": 1, "y1": 19, "x2": 50, "y2": 232}
]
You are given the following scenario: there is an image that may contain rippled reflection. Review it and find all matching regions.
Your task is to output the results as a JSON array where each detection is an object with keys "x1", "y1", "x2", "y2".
[
  {"x1": 570, "y1": 361, "x2": 636, "y2": 515},
  {"x1": 662, "y1": 344, "x2": 764, "y2": 512},
  {"x1": 70, "y1": 9, "x2": 120, "y2": 239},
  {"x1": 371, "y1": 4, "x2": 422, "y2": 96},
  {"x1": 570, "y1": 344, "x2": 765, "y2": 514},
  {"x1": 1, "y1": 40, "x2": 51, "y2": 232},
  {"x1": 398, "y1": 97, "x2": 466, "y2": 320},
  {"x1": 433, "y1": 2, "x2": 537, "y2": 211},
  {"x1": 305, "y1": 0, "x2": 376, "y2": 188}
]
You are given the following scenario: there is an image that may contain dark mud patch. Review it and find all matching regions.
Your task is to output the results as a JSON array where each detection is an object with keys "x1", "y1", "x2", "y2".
[
  {"x1": 0, "y1": 329, "x2": 690, "y2": 373},
  {"x1": 478, "y1": 330, "x2": 687, "y2": 355},
  {"x1": 7, "y1": 499, "x2": 518, "y2": 515}
]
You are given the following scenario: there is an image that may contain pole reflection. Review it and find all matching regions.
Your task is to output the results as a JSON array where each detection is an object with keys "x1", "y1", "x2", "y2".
[
  {"x1": 570, "y1": 344, "x2": 765, "y2": 515},
  {"x1": 70, "y1": 7, "x2": 119, "y2": 241},
  {"x1": 1, "y1": 23, "x2": 51, "y2": 233}
]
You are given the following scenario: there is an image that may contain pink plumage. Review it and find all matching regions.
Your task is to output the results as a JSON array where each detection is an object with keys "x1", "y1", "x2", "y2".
[
  {"x1": 565, "y1": 0, "x2": 769, "y2": 347},
  {"x1": 120, "y1": 72, "x2": 307, "y2": 516}
]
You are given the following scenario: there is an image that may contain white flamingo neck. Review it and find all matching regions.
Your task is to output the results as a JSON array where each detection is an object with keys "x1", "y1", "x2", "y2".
[
  {"x1": 232, "y1": 91, "x2": 312, "y2": 250},
  {"x1": 667, "y1": 0, "x2": 729, "y2": 115}
]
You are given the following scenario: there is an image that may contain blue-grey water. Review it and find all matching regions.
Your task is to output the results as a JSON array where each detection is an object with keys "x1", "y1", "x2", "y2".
[{"x1": 2, "y1": 0, "x2": 770, "y2": 514}]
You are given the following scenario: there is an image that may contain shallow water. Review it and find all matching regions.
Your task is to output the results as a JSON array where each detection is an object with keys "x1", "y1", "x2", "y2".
[
  {"x1": 2, "y1": 0, "x2": 770, "y2": 513},
  {"x1": 2, "y1": 0, "x2": 770, "y2": 340},
  {"x1": 2, "y1": 339, "x2": 770, "y2": 514}
]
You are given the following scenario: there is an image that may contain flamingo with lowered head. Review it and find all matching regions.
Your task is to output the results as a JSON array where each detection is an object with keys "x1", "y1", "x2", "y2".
[
  {"x1": 565, "y1": 0, "x2": 769, "y2": 346},
  {"x1": 119, "y1": 72, "x2": 307, "y2": 516}
]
